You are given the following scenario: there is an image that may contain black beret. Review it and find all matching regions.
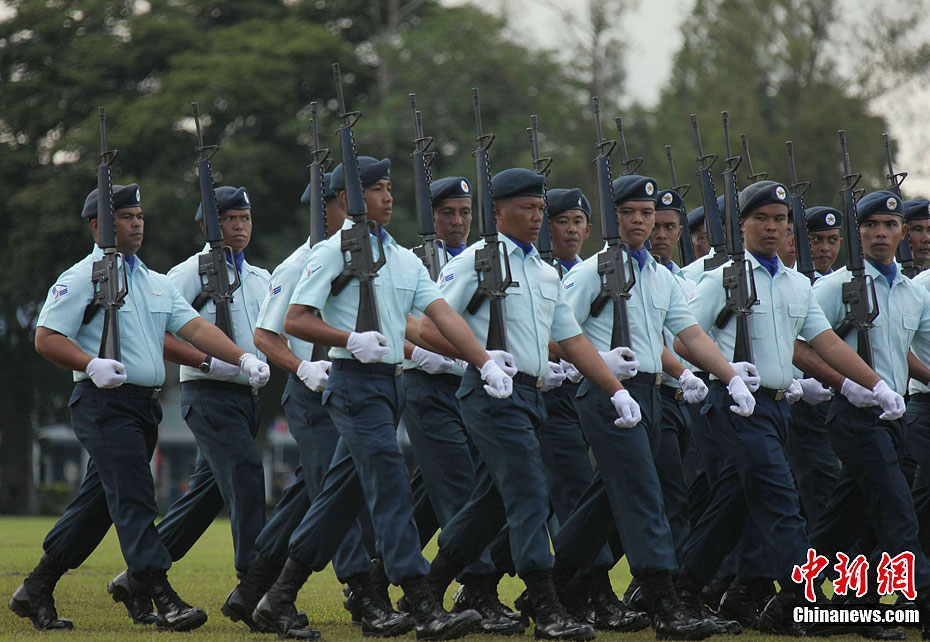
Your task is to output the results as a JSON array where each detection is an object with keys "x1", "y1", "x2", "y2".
[
  {"x1": 196, "y1": 186, "x2": 251, "y2": 222},
  {"x1": 611, "y1": 175, "x2": 657, "y2": 204},
  {"x1": 856, "y1": 190, "x2": 904, "y2": 224},
  {"x1": 332, "y1": 156, "x2": 390, "y2": 191},
  {"x1": 686, "y1": 195, "x2": 726, "y2": 231},
  {"x1": 656, "y1": 189, "x2": 683, "y2": 213},
  {"x1": 547, "y1": 188, "x2": 591, "y2": 220},
  {"x1": 430, "y1": 176, "x2": 472, "y2": 205},
  {"x1": 804, "y1": 206, "x2": 843, "y2": 232},
  {"x1": 300, "y1": 171, "x2": 336, "y2": 206},
  {"x1": 82, "y1": 183, "x2": 141, "y2": 219},
  {"x1": 904, "y1": 198, "x2": 930, "y2": 223},
  {"x1": 491, "y1": 168, "x2": 545, "y2": 200},
  {"x1": 737, "y1": 180, "x2": 789, "y2": 217}
]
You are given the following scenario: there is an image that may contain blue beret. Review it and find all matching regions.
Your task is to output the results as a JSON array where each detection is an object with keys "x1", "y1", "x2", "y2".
[
  {"x1": 430, "y1": 176, "x2": 472, "y2": 205},
  {"x1": 196, "y1": 185, "x2": 251, "y2": 222},
  {"x1": 491, "y1": 168, "x2": 545, "y2": 200},
  {"x1": 547, "y1": 188, "x2": 591, "y2": 220},
  {"x1": 738, "y1": 180, "x2": 789, "y2": 217},
  {"x1": 856, "y1": 190, "x2": 904, "y2": 224},
  {"x1": 300, "y1": 172, "x2": 336, "y2": 206},
  {"x1": 611, "y1": 175, "x2": 657, "y2": 204},
  {"x1": 332, "y1": 157, "x2": 390, "y2": 191},
  {"x1": 82, "y1": 183, "x2": 141, "y2": 219},
  {"x1": 656, "y1": 189, "x2": 683, "y2": 213},
  {"x1": 804, "y1": 206, "x2": 843, "y2": 232},
  {"x1": 904, "y1": 198, "x2": 930, "y2": 223}
]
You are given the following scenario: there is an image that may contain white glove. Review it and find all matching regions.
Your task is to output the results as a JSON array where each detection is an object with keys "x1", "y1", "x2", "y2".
[
  {"x1": 726, "y1": 375, "x2": 756, "y2": 417},
  {"x1": 730, "y1": 361, "x2": 761, "y2": 392},
  {"x1": 600, "y1": 347, "x2": 639, "y2": 381},
  {"x1": 207, "y1": 356, "x2": 240, "y2": 381},
  {"x1": 679, "y1": 369, "x2": 709, "y2": 404},
  {"x1": 786, "y1": 379, "x2": 803, "y2": 405},
  {"x1": 411, "y1": 346, "x2": 455, "y2": 375},
  {"x1": 346, "y1": 331, "x2": 389, "y2": 363},
  {"x1": 611, "y1": 389, "x2": 643, "y2": 428},
  {"x1": 873, "y1": 379, "x2": 906, "y2": 421},
  {"x1": 239, "y1": 353, "x2": 270, "y2": 388},
  {"x1": 297, "y1": 360, "x2": 330, "y2": 392},
  {"x1": 486, "y1": 350, "x2": 518, "y2": 377},
  {"x1": 798, "y1": 378, "x2": 833, "y2": 405},
  {"x1": 541, "y1": 361, "x2": 566, "y2": 392},
  {"x1": 85, "y1": 357, "x2": 127, "y2": 389},
  {"x1": 840, "y1": 378, "x2": 877, "y2": 408},
  {"x1": 479, "y1": 359, "x2": 513, "y2": 399},
  {"x1": 560, "y1": 359, "x2": 583, "y2": 384}
]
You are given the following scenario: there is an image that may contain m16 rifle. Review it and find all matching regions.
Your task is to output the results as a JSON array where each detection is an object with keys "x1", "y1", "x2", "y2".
[
  {"x1": 786, "y1": 140, "x2": 816, "y2": 282},
  {"x1": 666, "y1": 144, "x2": 695, "y2": 266},
  {"x1": 306, "y1": 102, "x2": 335, "y2": 361},
  {"x1": 409, "y1": 94, "x2": 443, "y2": 280},
  {"x1": 527, "y1": 115, "x2": 561, "y2": 275},
  {"x1": 691, "y1": 114, "x2": 728, "y2": 271},
  {"x1": 883, "y1": 132, "x2": 915, "y2": 277}
]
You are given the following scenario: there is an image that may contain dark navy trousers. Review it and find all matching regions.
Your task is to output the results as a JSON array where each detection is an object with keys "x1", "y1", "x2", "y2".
[
  {"x1": 785, "y1": 398, "x2": 841, "y2": 528},
  {"x1": 156, "y1": 381, "x2": 264, "y2": 573},
  {"x1": 253, "y1": 375, "x2": 372, "y2": 580},
  {"x1": 43, "y1": 382, "x2": 172, "y2": 573},
  {"x1": 657, "y1": 390, "x2": 692, "y2": 560},
  {"x1": 906, "y1": 395, "x2": 930, "y2": 556},
  {"x1": 287, "y1": 363, "x2": 428, "y2": 584}
]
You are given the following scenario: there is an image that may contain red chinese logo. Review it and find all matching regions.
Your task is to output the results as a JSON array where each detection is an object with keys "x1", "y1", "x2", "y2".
[
  {"x1": 791, "y1": 549, "x2": 829, "y2": 602},
  {"x1": 791, "y1": 549, "x2": 918, "y2": 602},
  {"x1": 876, "y1": 552, "x2": 916, "y2": 601},
  {"x1": 832, "y1": 553, "x2": 869, "y2": 598}
]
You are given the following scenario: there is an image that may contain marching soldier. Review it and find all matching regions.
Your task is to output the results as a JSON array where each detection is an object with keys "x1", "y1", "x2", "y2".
[
  {"x1": 12, "y1": 183, "x2": 269, "y2": 632},
  {"x1": 776, "y1": 219, "x2": 796, "y2": 268},
  {"x1": 806, "y1": 206, "x2": 843, "y2": 278},
  {"x1": 686, "y1": 205, "x2": 710, "y2": 261},
  {"x1": 680, "y1": 195, "x2": 725, "y2": 282},
  {"x1": 905, "y1": 198, "x2": 930, "y2": 273}
]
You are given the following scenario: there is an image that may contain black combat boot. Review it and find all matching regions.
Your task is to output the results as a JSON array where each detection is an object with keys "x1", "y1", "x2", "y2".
[
  {"x1": 107, "y1": 570, "x2": 156, "y2": 625},
  {"x1": 427, "y1": 552, "x2": 465, "y2": 608},
  {"x1": 588, "y1": 571, "x2": 650, "y2": 632},
  {"x1": 523, "y1": 570, "x2": 596, "y2": 640},
  {"x1": 758, "y1": 587, "x2": 842, "y2": 638},
  {"x1": 676, "y1": 570, "x2": 742, "y2": 635},
  {"x1": 8, "y1": 554, "x2": 73, "y2": 630},
  {"x1": 141, "y1": 570, "x2": 207, "y2": 632},
  {"x1": 451, "y1": 575, "x2": 526, "y2": 635},
  {"x1": 252, "y1": 557, "x2": 320, "y2": 640},
  {"x1": 622, "y1": 577, "x2": 650, "y2": 614},
  {"x1": 700, "y1": 573, "x2": 734, "y2": 613},
  {"x1": 717, "y1": 579, "x2": 759, "y2": 629},
  {"x1": 223, "y1": 555, "x2": 289, "y2": 632},
  {"x1": 639, "y1": 569, "x2": 716, "y2": 640},
  {"x1": 401, "y1": 574, "x2": 481, "y2": 640},
  {"x1": 344, "y1": 573, "x2": 415, "y2": 637},
  {"x1": 551, "y1": 562, "x2": 593, "y2": 624},
  {"x1": 370, "y1": 558, "x2": 392, "y2": 608}
]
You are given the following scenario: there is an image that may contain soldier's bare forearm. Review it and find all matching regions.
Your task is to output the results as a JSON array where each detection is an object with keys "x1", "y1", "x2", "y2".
[{"x1": 254, "y1": 328, "x2": 302, "y2": 374}]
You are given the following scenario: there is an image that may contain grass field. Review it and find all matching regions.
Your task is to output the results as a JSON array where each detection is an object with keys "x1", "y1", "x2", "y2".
[{"x1": 0, "y1": 517, "x2": 913, "y2": 641}]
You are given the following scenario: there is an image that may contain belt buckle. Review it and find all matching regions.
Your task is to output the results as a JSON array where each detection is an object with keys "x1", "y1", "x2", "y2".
[
  {"x1": 774, "y1": 389, "x2": 785, "y2": 401},
  {"x1": 394, "y1": 365, "x2": 404, "y2": 376},
  {"x1": 151, "y1": 387, "x2": 162, "y2": 401},
  {"x1": 536, "y1": 377, "x2": 545, "y2": 389},
  {"x1": 653, "y1": 373, "x2": 663, "y2": 386},
  {"x1": 675, "y1": 389, "x2": 683, "y2": 401}
]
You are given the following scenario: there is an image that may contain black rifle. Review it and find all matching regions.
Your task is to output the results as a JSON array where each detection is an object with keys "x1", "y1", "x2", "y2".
[
  {"x1": 666, "y1": 144, "x2": 696, "y2": 266},
  {"x1": 409, "y1": 94, "x2": 443, "y2": 280},
  {"x1": 306, "y1": 101, "x2": 334, "y2": 362},
  {"x1": 527, "y1": 115, "x2": 560, "y2": 275},
  {"x1": 190, "y1": 102, "x2": 240, "y2": 340},
  {"x1": 714, "y1": 111, "x2": 757, "y2": 364},
  {"x1": 589, "y1": 97, "x2": 636, "y2": 350},
  {"x1": 329, "y1": 63, "x2": 386, "y2": 333},
  {"x1": 883, "y1": 133, "x2": 915, "y2": 277},
  {"x1": 786, "y1": 140, "x2": 817, "y2": 282},
  {"x1": 465, "y1": 88, "x2": 514, "y2": 351},
  {"x1": 691, "y1": 114, "x2": 728, "y2": 270},
  {"x1": 740, "y1": 134, "x2": 768, "y2": 183},
  {"x1": 835, "y1": 130, "x2": 878, "y2": 367},
  {"x1": 84, "y1": 107, "x2": 129, "y2": 360},
  {"x1": 615, "y1": 116, "x2": 643, "y2": 176}
]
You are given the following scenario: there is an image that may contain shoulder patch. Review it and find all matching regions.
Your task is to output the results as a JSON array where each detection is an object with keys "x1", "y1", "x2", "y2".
[
  {"x1": 439, "y1": 272, "x2": 454, "y2": 284},
  {"x1": 269, "y1": 282, "x2": 283, "y2": 297},
  {"x1": 51, "y1": 284, "x2": 68, "y2": 300},
  {"x1": 306, "y1": 264, "x2": 323, "y2": 278}
]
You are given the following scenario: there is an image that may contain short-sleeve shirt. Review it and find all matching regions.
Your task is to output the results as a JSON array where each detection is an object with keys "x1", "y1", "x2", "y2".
[{"x1": 257, "y1": 240, "x2": 317, "y2": 363}]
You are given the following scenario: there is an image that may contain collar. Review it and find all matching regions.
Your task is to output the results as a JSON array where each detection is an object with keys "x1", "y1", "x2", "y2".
[
  {"x1": 866, "y1": 258, "x2": 898, "y2": 289},
  {"x1": 93, "y1": 245, "x2": 146, "y2": 273},
  {"x1": 662, "y1": 260, "x2": 681, "y2": 275},
  {"x1": 501, "y1": 234, "x2": 538, "y2": 258},
  {"x1": 816, "y1": 269, "x2": 833, "y2": 278},
  {"x1": 439, "y1": 240, "x2": 467, "y2": 257},
  {"x1": 559, "y1": 256, "x2": 581, "y2": 273},
  {"x1": 630, "y1": 247, "x2": 650, "y2": 271},
  {"x1": 747, "y1": 251, "x2": 782, "y2": 277},
  {"x1": 200, "y1": 243, "x2": 250, "y2": 273}
]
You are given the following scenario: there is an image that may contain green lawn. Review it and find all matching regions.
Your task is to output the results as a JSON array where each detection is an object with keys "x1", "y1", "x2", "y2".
[{"x1": 0, "y1": 517, "x2": 910, "y2": 640}]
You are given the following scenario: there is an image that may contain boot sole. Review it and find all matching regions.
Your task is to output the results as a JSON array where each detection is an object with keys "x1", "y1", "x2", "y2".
[
  {"x1": 107, "y1": 580, "x2": 156, "y2": 625},
  {"x1": 655, "y1": 621, "x2": 718, "y2": 641},
  {"x1": 533, "y1": 627, "x2": 596, "y2": 641},
  {"x1": 9, "y1": 596, "x2": 74, "y2": 631},
  {"x1": 221, "y1": 600, "x2": 263, "y2": 633},
  {"x1": 155, "y1": 609, "x2": 208, "y2": 632},
  {"x1": 362, "y1": 618, "x2": 416, "y2": 637},
  {"x1": 479, "y1": 621, "x2": 527, "y2": 636},
  {"x1": 417, "y1": 610, "x2": 482, "y2": 641},
  {"x1": 594, "y1": 614, "x2": 652, "y2": 633}
]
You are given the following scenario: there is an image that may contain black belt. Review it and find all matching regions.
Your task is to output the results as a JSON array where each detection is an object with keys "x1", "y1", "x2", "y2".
[
  {"x1": 910, "y1": 392, "x2": 930, "y2": 404},
  {"x1": 628, "y1": 371, "x2": 664, "y2": 386},
  {"x1": 710, "y1": 380, "x2": 786, "y2": 401},
  {"x1": 660, "y1": 386, "x2": 684, "y2": 401},
  {"x1": 76, "y1": 380, "x2": 161, "y2": 401},
  {"x1": 331, "y1": 359, "x2": 403, "y2": 377},
  {"x1": 466, "y1": 365, "x2": 544, "y2": 388},
  {"x1": 405, "y1": 369, "x2": 462, "y2": 387},
  {"x1": 695, "y1": 371, "x2": 711, "y2": 384},
  {"x1": 182, "y1": 379, "x2": 258, "y2": 397}
]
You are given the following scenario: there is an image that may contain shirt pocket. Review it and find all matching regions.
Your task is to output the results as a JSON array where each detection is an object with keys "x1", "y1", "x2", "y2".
[
  {"x1": 903, "y1": 314, "x2": 920, "y2": 334},
  {"x1": 651, "y1": 292, "x2": 669, "y2": 325},
  {"x1": 393, "y1": 272, "x2": 418, "y2": 314},
  {"x1": 535, "y1": 281, "x2": 559, "y2": 323},
  {"x1": 148, "y1": 295, "x2": 173, "y2": 333}
]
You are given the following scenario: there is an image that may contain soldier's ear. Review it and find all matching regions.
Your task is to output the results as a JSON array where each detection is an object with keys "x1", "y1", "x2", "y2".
[{"x1": 89, "y1": 218, "x2": 98, "y2": 239}]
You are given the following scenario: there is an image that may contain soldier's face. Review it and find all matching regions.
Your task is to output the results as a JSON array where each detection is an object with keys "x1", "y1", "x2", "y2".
[
  {"x1": 98, "y1": 206, "x2": 143, "y2": 255},
  {"x1": 777, "y1": 222, "x2": 796, "y2": 268},
  {"x1": 649, "y1": 210, "x2": 682, "y2": 263},
  {"x1": 549, "y1": 209, "x2": 591, "y2": 261},
  {"x1": 691, "y1": 225, "x2": 710, "y2": 258},
  {"x1": 219, "y1": 209, "x2": 252, "y2": 252},
  {"x1": 907, "y1": 219, "x2": 930, "y2": 265},
  {"x1": 616, "y1": 200, "x2": 655, "y2": 250},
  {"x1": 495, "y1": 196, "x2": 544, "y2": 244},
  {"x1": 324, "y1": 198, "x2": 347, "y2": 237},
  {"x1": 740, "y1": 204, "x2": 789, "y2": 257},
  {"x1": 433, "y1": 197, "x2": 472, "y2": 248},
  {"x1": 860, "y1": 214, "x2": 905, "y2": 264},
  {"x1": 809, "y1": 230, "x2": 841, "y2": 273},
  {"x1": 364, "y1": 179, "x2": 393, "y2": 226}
]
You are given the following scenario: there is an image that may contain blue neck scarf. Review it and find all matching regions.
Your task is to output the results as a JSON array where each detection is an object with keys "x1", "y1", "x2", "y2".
[
  {"x1": 751, "y1": 252, "x2": 779, "y2": 277},
  {"x1": 443, "y1": 242, "x2": 466, "y2": 257},
  {"x1": 370, "y1": 227, "x2": 388, "y2": 242},
  {"x1": 663, "y1": 261, "x2": 676, "y2": 273},
  {"x1": 867, "y1": 259, "x2": 897, "y2": 288},
  {"x1": 504, "y1": 234, "x2": 534, "y2": 256},
  {"x1": 225, "y1": 249, "x2": 245, "y2": 272},
  {"x1": 630, "y1": 247, "x2": 649, "y2": 271},
  {"x1": 559, "y1": 257, "x2": 580, "y2": 273},
  {"x1": 124, "y1": 254, "x2": 136, "y2": 272}
]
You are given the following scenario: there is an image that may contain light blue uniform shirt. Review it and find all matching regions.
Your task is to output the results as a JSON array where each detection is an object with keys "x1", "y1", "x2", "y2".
[
  {"x1": 814, "y1": 261, "x2": 930, "y2": 396},
  {"x1": 662, "y1": 261, "x2": 698, "y2": 388},
  {"x1": 37, "y1": 246, "x2": 199, "y2": 387},
  {"x1": 291, "y1": 220, "x2": 443, "y2": 364},
  {"x1": 690, "y1": 253, "x2": 831, "y2": 390},
  {"x1": 563, "y1": 248, "x2": 697, "y2": 375},
  {"x1": 680, "y1": 247, "x2": 722, "y2": 283},
  {"x1": 168, "y1": 244, "x2": 270, "y2": 385},
  {"x1": 257, "y1": 240, "x2": 318, "y2": 363},
  {"x1": 437, "y1": 235, "x2": 581, "y2": 378},
  {"x1": 910, "y1": 269, "x2": 930, "y2": 395}
]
